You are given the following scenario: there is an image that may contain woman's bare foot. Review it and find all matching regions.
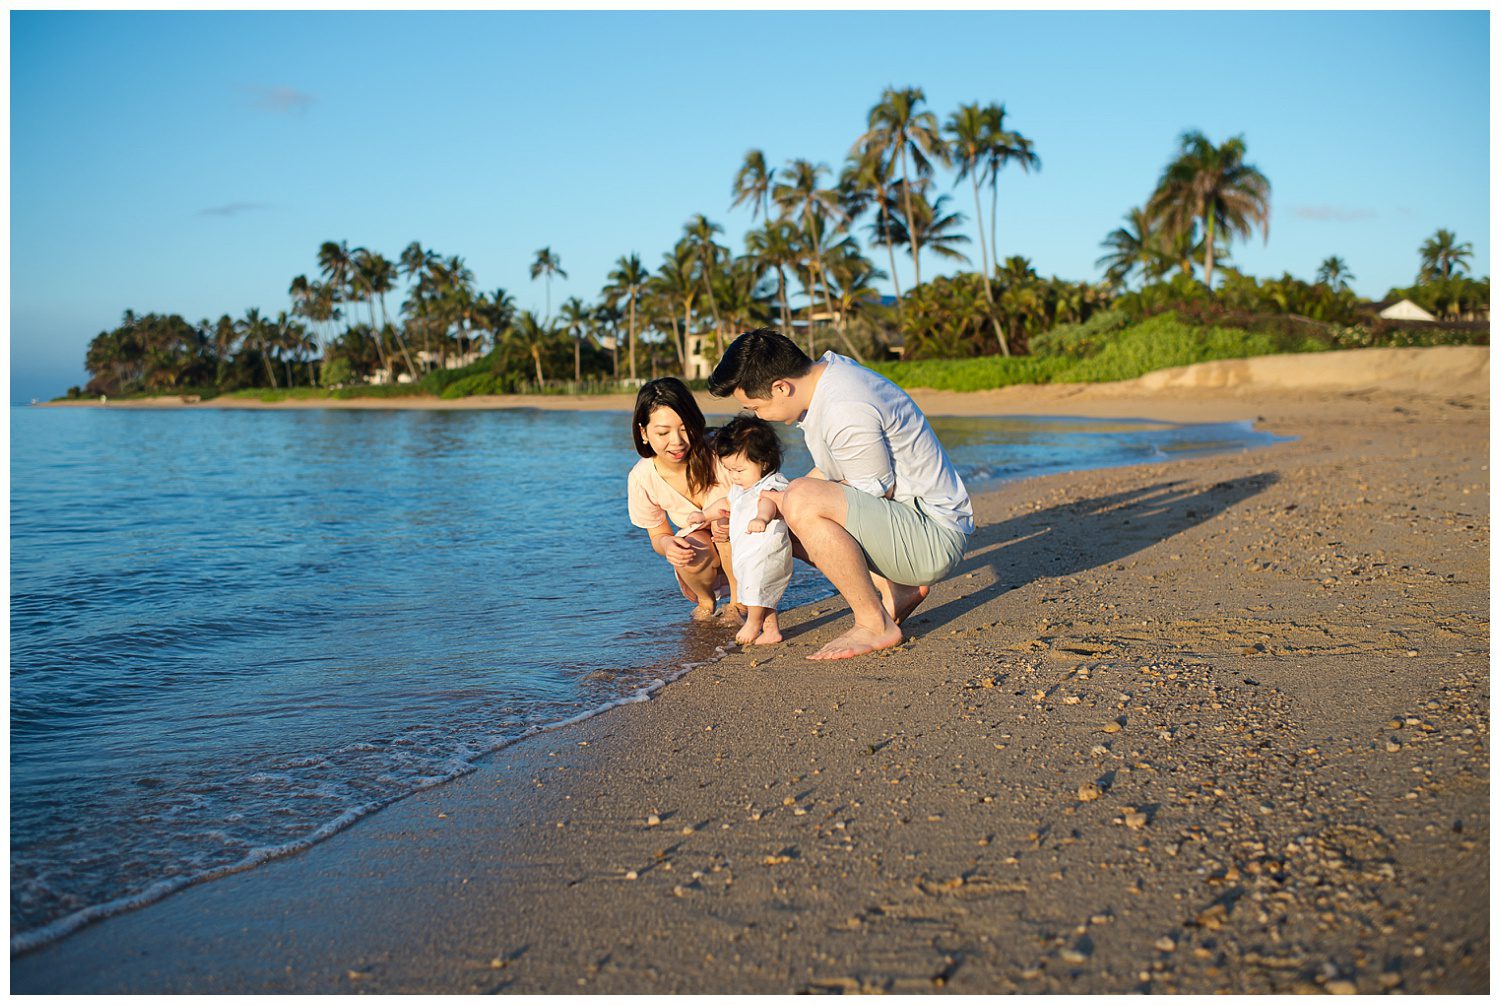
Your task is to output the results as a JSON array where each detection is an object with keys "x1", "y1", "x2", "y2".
[
  {"x1": 692, "y1": 601, "x2": 718, "y2": 621},
  {"x1": 719, "y1": 603, "x2": 747, "y2": 627},
  {"x1": 807, "y1": 622, "x2": 902, "y2": 660}
]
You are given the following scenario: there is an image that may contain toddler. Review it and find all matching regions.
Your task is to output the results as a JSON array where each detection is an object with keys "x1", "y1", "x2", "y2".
[{"x1": 692, "y1": 415, "x2": 792, "y2": 646}]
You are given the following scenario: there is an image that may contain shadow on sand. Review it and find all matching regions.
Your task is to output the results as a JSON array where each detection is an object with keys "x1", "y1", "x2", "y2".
[{"x1": 787, "y1": 472, "x2": 1280, "y2": 642}]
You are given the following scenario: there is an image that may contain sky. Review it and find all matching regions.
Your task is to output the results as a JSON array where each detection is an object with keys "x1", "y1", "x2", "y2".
[{"x1": 7, "y1": 9, "x2": 1492, "y2": 401}]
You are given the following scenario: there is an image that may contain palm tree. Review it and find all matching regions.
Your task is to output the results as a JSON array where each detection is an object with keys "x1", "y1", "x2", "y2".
[
  {"x1": 355, "y1": 249, "x2": 419, "y2": 378},
  {"x1": 823, "y1": 242, "x2": 884, "y2": 362},
  {"x1": 655, "y1": 239, "x2": 700, "y2": 371},
  {"x1": 1097, "y1": 207, "x2": 1160, "y2": 289},
  {"x1": 1316, "y1": 256, "x2": 1355, "y2": 291},
  {"x1": 979, "y1": 103, "x2": 1040, "y2": 268},
  {"x1": 856, "y1": 86, "x2": 947, "y2": 287},
  {"x1": 506, "y1": 310, "x2": 555, "y2": 385},
  {"x1": 237, "y1": 307, "x2": 279, "y2": 388},
  {"x1": 605, "y1": 253, "x2": 648, "y2": 381},
  {"x1": 1148, "y1": 130, "x2": 1271, "y2": 287},
  {"x1": 900, "y1": 188, "x2": 972, "y2": 270},
  {"x1": 530, "y1": 247, "x2": 567, "y2": 323},
  {"x1": 773, "y1": 158, "x2": 845, "y2": 352},
  {"x1": 945, "y1": 101, "x2": 1027, "y2": 355},
  {"x1": 945, "y1": 103, "x2": 998, "y2": 285},
  {"x1": 683, "y1": 214, "x2": 729, "y2": 353},
  {"x1": 730, "y1": 149, "x2": 775, "y2": 221},
  {"x1": 558, "y1": 296, "x2": 591, "y2": 384},
  {"x1": 843, "y1": 142, "x2": 906, "y2": 321},
  {"x1": 1417, "y1": 229, "x2": 1472, "y2": 282},
  {"x1": 744, "y1": 219, "x2": 800, "y2": 336}
]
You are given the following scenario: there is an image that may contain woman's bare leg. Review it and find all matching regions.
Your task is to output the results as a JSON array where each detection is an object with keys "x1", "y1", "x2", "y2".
[{"x1": 675, "y1": 529, "x2": 722, "y2": 620}]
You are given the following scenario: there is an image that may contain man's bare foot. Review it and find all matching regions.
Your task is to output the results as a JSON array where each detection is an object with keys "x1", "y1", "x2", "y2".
[
  {"x1": 807, "y1": 623, "x2": 902, "y2": 660},
  {"x1": 753, "y1": 627, "x2": 783, "y2": 645},
  {"x1": 889, "y1": 584, "x2": 930, "y2": 625},
  {"x1": 692, "y1": 602, "x2": 718, "y2": 622}
]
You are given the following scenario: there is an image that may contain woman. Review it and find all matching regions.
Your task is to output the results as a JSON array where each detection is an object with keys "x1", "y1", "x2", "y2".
[{"x1": 626, "y1": 378, "x2": 740, "y2": 621}]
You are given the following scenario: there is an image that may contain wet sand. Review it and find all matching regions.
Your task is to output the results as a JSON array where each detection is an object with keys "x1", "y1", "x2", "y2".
[{"x1": 13, "y1": 348, "x2": 1489, "y2": 993}]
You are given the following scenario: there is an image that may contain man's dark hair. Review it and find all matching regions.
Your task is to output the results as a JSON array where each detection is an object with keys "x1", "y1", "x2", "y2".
[
  {"x1": 713, "y1": 414, "x2": 783, "y2": 475},
  {"x1": 707, "y1": 327, "x2": 813, "y2": 399}
]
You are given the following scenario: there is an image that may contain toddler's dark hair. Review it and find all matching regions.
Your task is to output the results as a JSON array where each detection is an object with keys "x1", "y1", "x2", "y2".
[{"x1": 713, "y1": 414, "x2": 782, "y2": 475}]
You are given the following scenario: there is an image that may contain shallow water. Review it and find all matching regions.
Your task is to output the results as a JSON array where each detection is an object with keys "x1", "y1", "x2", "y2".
[{"x1": 9, "y1": 404, "x2": 1283, "y2": 949}]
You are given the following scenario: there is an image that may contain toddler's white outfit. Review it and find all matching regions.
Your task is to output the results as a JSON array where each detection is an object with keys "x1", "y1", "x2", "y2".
[{"x1": 729, "y1": 471, "x2": 792, "y2": 609}]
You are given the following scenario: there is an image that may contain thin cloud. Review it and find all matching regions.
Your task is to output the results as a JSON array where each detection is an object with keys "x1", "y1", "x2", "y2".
[
  {"x1": 239, "y1": 84, "x2": 315, "y2": 114},
  {"x1": 200, "y1": 202, "x2": 269, "y2": 218},
  {"x1": 1293, "y1": 205, "x2": 1377, "y2": 222}
]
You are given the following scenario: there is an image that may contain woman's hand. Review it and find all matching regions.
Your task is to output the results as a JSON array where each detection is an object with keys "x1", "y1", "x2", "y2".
[{"x1": 660, "y1": 533, "x2": 699, "y2": 568}]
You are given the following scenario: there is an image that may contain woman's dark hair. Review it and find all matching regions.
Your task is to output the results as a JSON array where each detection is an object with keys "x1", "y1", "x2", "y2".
[
  {"x1": 713, "y1": 414, "x2": 782, "y2": 476},
  {"x1": 632, "y1": 377, "x2": 715, "y2": 496},
  {"x1": 708, "y1": 327, "x2": 813, "y2": 399}
]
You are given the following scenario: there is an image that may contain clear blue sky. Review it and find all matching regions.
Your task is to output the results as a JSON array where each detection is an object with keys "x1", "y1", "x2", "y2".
[{"x1": 8, "y1": 9, "x2": 1491, "y2": 401}]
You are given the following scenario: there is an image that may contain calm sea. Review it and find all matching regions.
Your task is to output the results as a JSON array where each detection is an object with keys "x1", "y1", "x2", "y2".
[{"x1": 9, "y1": 404, "x2": 1283, "y2": 951}]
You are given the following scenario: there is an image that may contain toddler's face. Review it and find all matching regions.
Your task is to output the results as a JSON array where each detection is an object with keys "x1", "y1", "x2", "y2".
[{"x1": 720, "y1": 451, "x2": 765, "y2": 489}]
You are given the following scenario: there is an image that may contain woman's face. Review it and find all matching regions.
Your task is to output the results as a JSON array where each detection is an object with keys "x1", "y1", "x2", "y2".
[{"x1": 640, "y1": 406, "x2": 693, "y2": 464}]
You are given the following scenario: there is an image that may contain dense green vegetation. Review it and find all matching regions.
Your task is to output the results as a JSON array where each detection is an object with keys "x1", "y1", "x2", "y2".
[{"x1": 72, "y1": 86, "x2": 1487, "y2": 401}]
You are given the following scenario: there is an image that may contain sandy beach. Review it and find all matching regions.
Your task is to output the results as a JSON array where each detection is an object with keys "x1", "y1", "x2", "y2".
[{"x1": 13, "y1": 347, "x2": 1489, "y2": 993}]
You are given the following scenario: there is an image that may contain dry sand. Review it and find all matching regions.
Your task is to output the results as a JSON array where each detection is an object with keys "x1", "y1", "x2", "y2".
[{"x1": 13, "y1": 347, "x2": 1490, "y2": 993}]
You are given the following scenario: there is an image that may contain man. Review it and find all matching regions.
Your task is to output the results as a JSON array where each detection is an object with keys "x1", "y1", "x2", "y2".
[{"x1": 708, "y1": 328, "x2": 973, "y2": 660}]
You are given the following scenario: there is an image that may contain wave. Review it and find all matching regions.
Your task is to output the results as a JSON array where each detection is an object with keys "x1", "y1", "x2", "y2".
[{"x1": 10, "y1": 642, "x2": 732, "y2": 957}]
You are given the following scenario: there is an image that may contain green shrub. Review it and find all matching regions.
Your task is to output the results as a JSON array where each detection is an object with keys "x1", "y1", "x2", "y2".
[
  {"x1": 1057, "y1": 313, "x2": 1326, "y2": 383},
  {"x1": 1028, "y1": 308, "x2": 1131, "y2": 360},
  {"x1": 869, "y1": 355, "x2": 1071, "y2": 391}
]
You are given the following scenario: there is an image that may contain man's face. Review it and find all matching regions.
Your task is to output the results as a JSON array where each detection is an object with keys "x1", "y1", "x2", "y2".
[{"x1": 733, "y1": 381, "x2": 799, "y2": 425}]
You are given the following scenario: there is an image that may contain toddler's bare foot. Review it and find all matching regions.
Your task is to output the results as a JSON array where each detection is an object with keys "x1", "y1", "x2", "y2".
[
  {"x1": 752, "y1": 627, "x2": 782, "y2": 645},
  {"x1": 807, "y1": 622, "x2": 903, "y2": 660},
  {"x1": 735, "y1": 625, "x2": 758, "y2": 646}
]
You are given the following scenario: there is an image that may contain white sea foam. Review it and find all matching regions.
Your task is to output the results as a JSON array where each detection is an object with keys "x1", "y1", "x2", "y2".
[{"x1": 10, "y1": 646, "x2": 731, "y2": 957}]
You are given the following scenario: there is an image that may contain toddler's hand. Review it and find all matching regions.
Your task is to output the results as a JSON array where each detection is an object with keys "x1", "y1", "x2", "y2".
[{"x1": 746, "y1": 518, "x2": 767, "y2": 534}]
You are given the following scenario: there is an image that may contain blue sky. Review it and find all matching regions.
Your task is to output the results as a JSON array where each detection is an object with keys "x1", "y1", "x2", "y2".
[{"x1": 8, "y1": 9, "x2": 1491, "y2": 401}]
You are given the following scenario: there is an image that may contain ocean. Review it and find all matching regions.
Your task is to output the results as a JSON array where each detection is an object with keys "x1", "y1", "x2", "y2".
[{"x1": 9, "y1": 404, "x2": 1284, "y2": 951}]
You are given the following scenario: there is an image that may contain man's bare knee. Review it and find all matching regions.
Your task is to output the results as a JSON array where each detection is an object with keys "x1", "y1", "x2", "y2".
[{"x1": 781, "y1": 478, "x2": 840, "y2": 531}]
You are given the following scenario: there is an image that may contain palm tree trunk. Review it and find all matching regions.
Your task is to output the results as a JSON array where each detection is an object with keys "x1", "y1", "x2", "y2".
[
  {"x1": 365, "y1": 299, "x2": 393, "y2": 380},
  {"x1": 880, "y1": 202, "x2": 905, "y2": 322},
  {"x1": 899, "y1": 146, "x2": 922, "y2": 287},
  {"x1": 380, "y1": 293, "x2": 419, "y2": 378},
  {"x1": 573, "y1": 336, "x2": 581, "y2": 384},
  {"x1": 971, "y1": 173, "x2": 1009, "y2": 356},
  {"x1": 531, "y1": 346, "x2": 544, "y2": 385},
  {"x1": 776, "y1": 267, "x2": 792, "y2": 335},
  {"x1": 628, "y1": 292, "x2": 638, "y2": 381},
  {"x1": 1203, "y1": 208, "x2": 1216, "y2": 287}
]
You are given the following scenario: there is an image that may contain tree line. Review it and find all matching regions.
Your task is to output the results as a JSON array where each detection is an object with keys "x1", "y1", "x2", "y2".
[{"x1": 77, "y1": 86, "x2": 1488, "y2": 398}]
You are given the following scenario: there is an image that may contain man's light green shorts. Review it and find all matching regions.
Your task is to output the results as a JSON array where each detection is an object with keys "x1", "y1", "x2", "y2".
[{"x1": 840, "y1": 484, "x2": 967, "y2": 587}]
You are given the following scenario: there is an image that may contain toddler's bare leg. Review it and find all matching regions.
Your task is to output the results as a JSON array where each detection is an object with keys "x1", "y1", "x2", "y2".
[
  {"x1": 735, "y1": 606, "x2": 767, "y2": 647},
  {"x1": 754, "y1": 610, "x2": 782, "y2": 645}
]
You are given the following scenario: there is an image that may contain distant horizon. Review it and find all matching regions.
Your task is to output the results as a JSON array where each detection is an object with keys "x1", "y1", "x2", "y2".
[{"x1": 10, "y1": 9, "x2": 1490, "y2": 402}]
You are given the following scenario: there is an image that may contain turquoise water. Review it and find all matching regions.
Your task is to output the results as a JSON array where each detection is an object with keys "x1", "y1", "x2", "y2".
[{"x1": 9, "y1": 405, "x2": 1283, "y2": 951}]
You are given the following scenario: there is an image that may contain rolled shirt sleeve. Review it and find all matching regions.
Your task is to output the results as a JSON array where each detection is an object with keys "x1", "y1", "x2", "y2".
[{"x1": 627, "y1": 460, "x2": 667, "y2": 529}]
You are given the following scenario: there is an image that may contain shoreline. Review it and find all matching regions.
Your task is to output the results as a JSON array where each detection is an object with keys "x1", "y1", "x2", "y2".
[
  {"x1": 32, "y1": 345, "x2": 1491, "y2": 422},
  {"x1": 11, "y1": 376, "x2": 1489, "y2": 993}
]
